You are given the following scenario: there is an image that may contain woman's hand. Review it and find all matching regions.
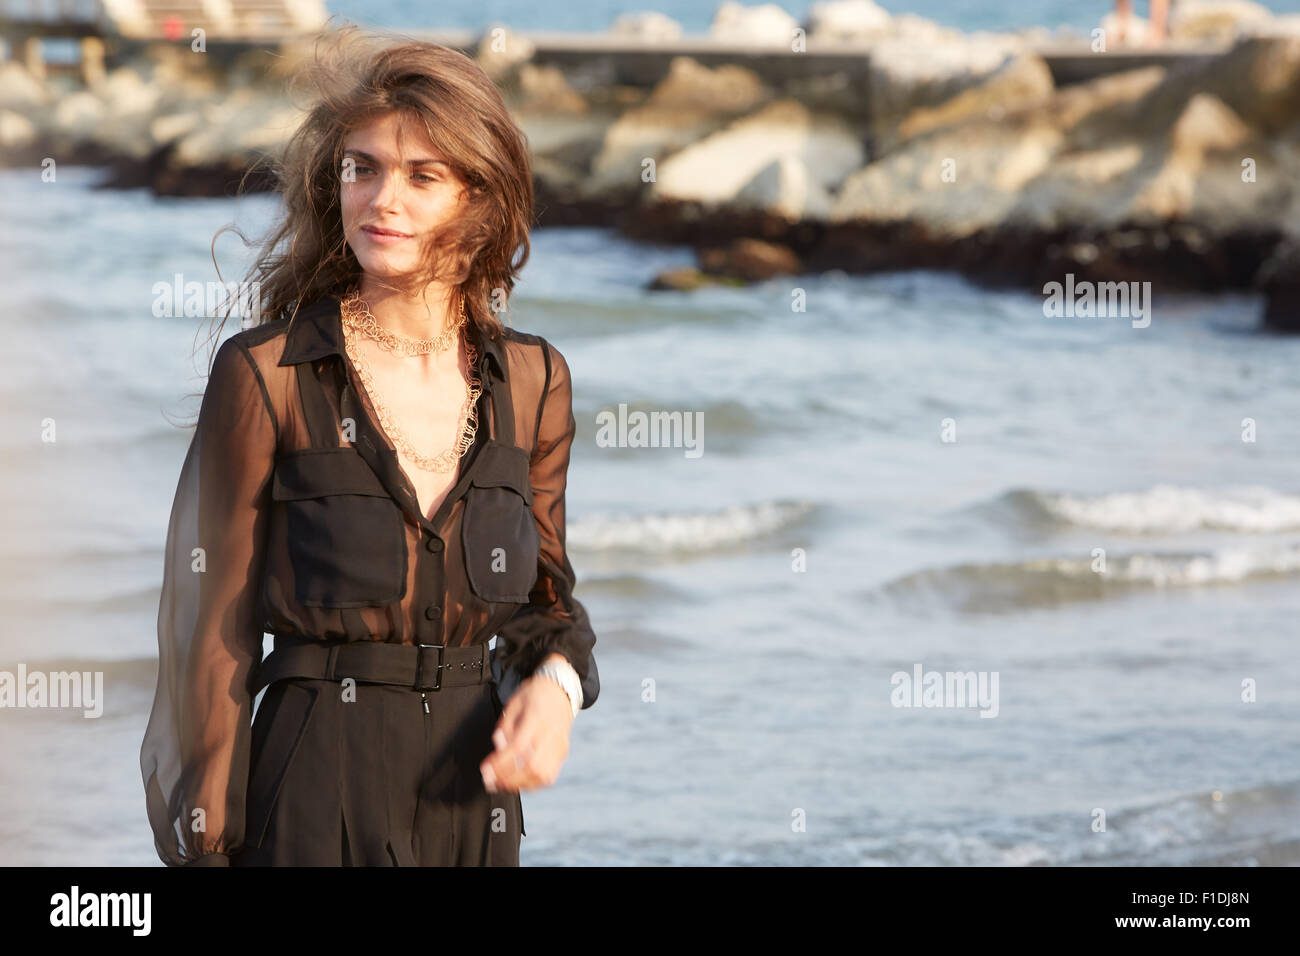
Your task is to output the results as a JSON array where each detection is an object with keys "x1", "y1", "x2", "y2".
[{"x1": 480, "y1": 653, "x2": 575, "y2": 793}]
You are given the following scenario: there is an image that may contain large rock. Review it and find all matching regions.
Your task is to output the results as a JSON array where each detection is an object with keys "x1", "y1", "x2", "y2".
[
  {"x1": 49, "y1": 92, "x2": 106, "y2": 151},
  {"x1": 1011, "y1": 58, "x2": 1293, "y2": 235},
  {"x1": 804, "y1": 0, "x2": 891, "y2": 42},
  {"x1": 898, "y1": 52, "x2": 1055, "y2": 140},
  {"x1": 514, "y1": 63, "x2": 588, "y2": 113},
  {"x1": 640, "y1": 54, "x2": 768, "y2": 112},
  {"x1": 710, "y1": 2, "x2": 801, "y2": 45},
  {"x1": 733, "y1": 153, "x2": 836, "y2": 219},
  {"x1": 1253, "y1": 14, "x2": 1300, "y2": 36},
  {"x1": 839, "y1": 52, "x2": 1112, "y2": 234},
  {"x1": 1132, "y1": 34, "x2": 1300, "y2": 136},
  {"x1": 170, "y1": 88, "x2": 302, "y2": 166},
  {"x1": 835, "y1": 35, "x2": 1300, "y2": 238},
  {"x1": 521, "y1": 111, "x2": 619, "y2": 195},
  {"x1": 0, "y1": 110, "x2": 36, "y2": 154},
  {"x1": 474, "y1": 25, "x2": 536, "y2": 83},
  {"x1": 833, "y1": 113, "x2": 1064, "y2": 235},
  {"x1": 610, "y1": 11, "x2": 684, "y2": 41},
  {"x1": 698, "y1": 238, "x2": 801, "y2": 279},
  {"x1": 1169, "y1": 0, "x2": 1276, "y2": 42},
  {"x1": 1003, "y1": 68, "x2": 1169, "y2": 231},
  {"x1": 889, "y1": 13, "x2": 964, "y2": 44},
  {"x1": 1033, "y1": 63, "x2": 1167, "y2": 129},
  {"x1": 583, "y1": 57, "x2": 767, "y2": 198},
  {"x1": 866, "y1": 31, "x2": 1027, "y2": 133},
  {"x1": 91, "y1": 67, "x2": 166, "y2": 160},
  {"x1": 649, "y1": 98, "x2": 864, "y2": 209},
  {"x1": 1130, "y1": 93, "x2": 1253, "y2": 221},
  {"x1": 506, "y1": 61, "x2": 609, "y2": 196},
  {"x1": 0, "y1": 62, "x2": 47, "y2": 112},
  {"x1": 150, "y1": 112, "x2": 202, "y2": 147}
]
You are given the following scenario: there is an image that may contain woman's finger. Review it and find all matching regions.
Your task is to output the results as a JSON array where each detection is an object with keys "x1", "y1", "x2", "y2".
[{"x1": 490, "y1": 715, "x2": 543, "y2": 790}]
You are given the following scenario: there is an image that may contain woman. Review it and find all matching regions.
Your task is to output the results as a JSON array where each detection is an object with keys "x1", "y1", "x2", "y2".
[{"x1": 139, "y1": 30, "x2": 599, "y2": 866}]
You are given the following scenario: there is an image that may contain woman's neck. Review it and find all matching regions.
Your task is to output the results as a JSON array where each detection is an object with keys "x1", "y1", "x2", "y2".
[{"x1": 355, "y1": 281, "x2": 462, "y2": 339}]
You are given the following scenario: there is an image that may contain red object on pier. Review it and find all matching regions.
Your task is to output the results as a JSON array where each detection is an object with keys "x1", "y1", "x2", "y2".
[{"x1": 163, "y1": 15, "x2": 184, "y2": 41}]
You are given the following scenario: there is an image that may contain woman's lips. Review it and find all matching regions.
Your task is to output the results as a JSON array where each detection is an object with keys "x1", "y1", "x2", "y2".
[{"x1": 362, "y1": 226, "x2": 411, "y2": 243}]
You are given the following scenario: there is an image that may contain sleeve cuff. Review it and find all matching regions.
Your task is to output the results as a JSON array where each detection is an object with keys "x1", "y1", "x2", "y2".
[{"x1": 533, "y1": 653, "x2": 584, "y2": 714}]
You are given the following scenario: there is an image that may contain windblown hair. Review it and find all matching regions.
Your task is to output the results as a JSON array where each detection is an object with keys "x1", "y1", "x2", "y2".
[{"x1": 205, "y1": 24, "x2": 534, "y2": 377}]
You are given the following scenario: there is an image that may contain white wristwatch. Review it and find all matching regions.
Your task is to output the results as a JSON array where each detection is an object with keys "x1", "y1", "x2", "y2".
[{"x1": 533, "y1": 658, "x2": 583, "y2": 718}]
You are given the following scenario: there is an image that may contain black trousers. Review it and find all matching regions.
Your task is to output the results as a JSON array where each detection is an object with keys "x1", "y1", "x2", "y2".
[{"x1": 230, "y1": 673, "x2": 524, "y2": 866}]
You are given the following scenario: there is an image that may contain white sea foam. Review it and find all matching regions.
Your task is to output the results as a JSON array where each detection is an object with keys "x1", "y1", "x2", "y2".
[
  {"x1": 1034, "y1": 484, "x2": 1300, "y2": 534},
  {"x1": 883, "y1": 544, "x2": 1300, "y2": 612},
  {"x1": 568, "y1": 499, "x2": 812, "y2": 552},
  {"x1": 1026, "y1": 545, "x2": 1300, "y2": 586}
]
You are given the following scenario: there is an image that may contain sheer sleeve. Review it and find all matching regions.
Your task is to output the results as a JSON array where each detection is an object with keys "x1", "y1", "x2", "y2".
[
  {"x1": 140, "y1": 335, "x2": 276, "y2": 866},
  {"x1": 495, "y1": 339, "x2": 600, "y2": 710}
]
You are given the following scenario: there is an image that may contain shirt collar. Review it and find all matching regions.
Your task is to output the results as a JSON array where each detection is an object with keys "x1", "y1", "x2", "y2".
[{"x1": 276, "y1": 293, "x2": 507, "y2": 379}]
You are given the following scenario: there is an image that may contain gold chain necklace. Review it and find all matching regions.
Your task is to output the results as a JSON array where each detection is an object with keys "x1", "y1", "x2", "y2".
[
  {"x1": 340, "y1": 289, "x2": 482, "y2": 473},
  {"x1": 341, "y1": 288, "x2": 466, "y2": 355}
]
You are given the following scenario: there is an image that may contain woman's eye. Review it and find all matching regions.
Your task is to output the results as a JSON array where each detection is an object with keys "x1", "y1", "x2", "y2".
[{"x1": 345, "y1": 164, "x2": 437, "y2": 183}]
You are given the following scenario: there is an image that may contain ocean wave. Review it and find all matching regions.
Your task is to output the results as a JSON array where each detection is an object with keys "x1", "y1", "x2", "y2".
[
  {"x1": 568, "y1": 499, "x2": 813, "y2": 553},
  {"x1": 1040, "y1": 779, "x2": 1300, "y2": 867},
  {"x1": 881, "y1": 545, "x2": 1300, "y2": 612},
  {"x1": 538, "y1": 779, "x2": 1300, "y2": 866},
  {"x1": 903, "y1": 779, "x2": 1300, "y2": 866},
  {"x1": 997, "y1": 484, "x2": 1300, "y2": 534}
]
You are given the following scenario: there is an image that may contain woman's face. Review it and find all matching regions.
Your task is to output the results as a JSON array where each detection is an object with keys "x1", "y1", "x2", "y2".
[{"x1": 340, "y1": 112, "x2": 469, "y2": 281}]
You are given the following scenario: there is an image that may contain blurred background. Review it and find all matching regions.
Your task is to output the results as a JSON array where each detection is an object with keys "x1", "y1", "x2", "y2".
[{"x1": 1, "y1": 0, "x2": 1299, "y2": 865}]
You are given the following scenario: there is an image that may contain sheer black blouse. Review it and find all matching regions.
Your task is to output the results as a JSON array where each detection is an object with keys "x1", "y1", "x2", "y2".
[{"x1": 139, "y1": 294, "x2": 599, "y2": 866}]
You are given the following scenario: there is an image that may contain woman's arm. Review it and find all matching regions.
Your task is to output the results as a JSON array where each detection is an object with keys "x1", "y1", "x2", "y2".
[
  {"x1": 140, "y1": 335, "x2": 276, "y2": 866},
  {"x1": 493, "y1": 337, "x2": 599, "y2": 710},
  {"x1": 481, "y1": 337, "x2": 599, "y2": 793}
]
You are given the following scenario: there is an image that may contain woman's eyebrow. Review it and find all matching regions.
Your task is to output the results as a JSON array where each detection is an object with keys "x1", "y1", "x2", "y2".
[{"x1": 343, "y1": 149, "x2": 449, "y2": 168}]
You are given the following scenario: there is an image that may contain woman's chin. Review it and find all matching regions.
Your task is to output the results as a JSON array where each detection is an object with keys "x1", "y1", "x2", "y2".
[{"x1": 352, "y1": 253, "x2": 418, "y2": 278}]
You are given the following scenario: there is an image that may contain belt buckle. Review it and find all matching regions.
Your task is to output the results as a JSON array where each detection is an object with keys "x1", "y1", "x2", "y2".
[{"x1": 415, "y1": 644, "x2": 444, "y2": 691}]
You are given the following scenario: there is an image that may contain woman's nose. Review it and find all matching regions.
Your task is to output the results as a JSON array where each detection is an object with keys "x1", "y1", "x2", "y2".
[{"x1": 370, "y1": 168, "x2": 406, "y2": 211}]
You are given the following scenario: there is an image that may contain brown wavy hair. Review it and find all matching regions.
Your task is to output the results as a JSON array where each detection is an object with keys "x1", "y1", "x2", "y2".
[{"x1": 204, "y1": 24, "x2": 534, "y2": 377}]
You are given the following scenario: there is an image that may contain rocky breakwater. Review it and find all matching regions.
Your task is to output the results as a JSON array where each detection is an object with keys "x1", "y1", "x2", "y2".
[
  {"x1": 506, "y1": 4, "x2": 1300, "y2": 328},
  {"x1": 2, "y1": 0, "x2": 1298, "y2": 326},
  {"x1": 0, "y1": 41, "x2": 308, "y2": 195},
  {"x1": 802, "y1": 31, "x2": 1300, "y2": 329}
]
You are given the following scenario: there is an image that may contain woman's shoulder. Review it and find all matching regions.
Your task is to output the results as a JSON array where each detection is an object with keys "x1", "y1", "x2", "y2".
[
  {"x1": 207, "y1": 321, "x2": 287, "y2": 378},
  {"x1": 209, "y1": 318, "x2": 292, "y2": 372},
  {"x1": 496, "y1": 324, "x2": 568, "y2": 370},
  {"x1": 229, "y1": 318, "x2": 291, "y2": 348},
  {"x1": 203, "y1": 321, "x2": 296, "y2": 424},
  {"x1": 497, "y1": 323, "x2": 547, "y2": 349},
  {"x1": 495, "y1": 325, "x2": 574, "y2": 397}
]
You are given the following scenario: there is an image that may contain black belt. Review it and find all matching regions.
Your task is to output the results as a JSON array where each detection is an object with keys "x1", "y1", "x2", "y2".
[{"x1": 253, "y1": 637, "x2": 492, "y2": 695}]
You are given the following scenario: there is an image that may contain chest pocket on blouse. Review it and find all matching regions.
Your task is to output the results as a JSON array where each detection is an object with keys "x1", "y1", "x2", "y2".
[
  {"x1": 462, "y1": 441, "x2": 540, "y2": 604},
  {"x1": 271, "y1": 447, "x2": 407, "y2": 608}
]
